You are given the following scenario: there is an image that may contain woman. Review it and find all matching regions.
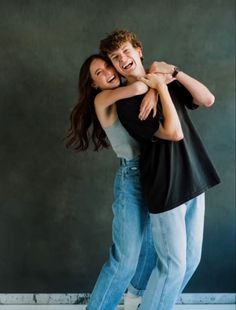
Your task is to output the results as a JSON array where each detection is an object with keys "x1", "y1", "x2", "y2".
[{"x1": 65, "y1": 54, "x2": 157, "y2": 310}]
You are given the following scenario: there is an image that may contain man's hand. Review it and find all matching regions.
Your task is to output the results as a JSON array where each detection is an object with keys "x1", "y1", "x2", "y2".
[
  {"x1": 138, "y1": 72, "x2": 169, "y2": 90},
  {"x1": 139, "y1": 88, "x2": 158, "y2": 121},
  {"x1": 149, "y1": 61, "x2": 175, "y2": 75}
]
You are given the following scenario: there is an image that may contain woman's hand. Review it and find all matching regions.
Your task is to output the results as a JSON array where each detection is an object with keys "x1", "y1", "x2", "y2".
[
  {"x1": 139, "y1": 88, "x2": 158, "y2": 121},
  {"x1": 138, "y1": 71, "x2": 176, "y2": 120}
]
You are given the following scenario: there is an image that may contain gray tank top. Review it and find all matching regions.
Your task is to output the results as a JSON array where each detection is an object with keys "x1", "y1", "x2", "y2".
[{"x1": 103, "y1": 118, "x2": 140, "y2": 160}]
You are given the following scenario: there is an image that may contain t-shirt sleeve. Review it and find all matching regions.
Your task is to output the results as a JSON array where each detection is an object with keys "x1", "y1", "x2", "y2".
[
  {"x1": 116, "y1": 96, "x2": 161, "y2": 143},
  {"x1": 173, "y1": 81, "x2": 199, "y2": 110}
]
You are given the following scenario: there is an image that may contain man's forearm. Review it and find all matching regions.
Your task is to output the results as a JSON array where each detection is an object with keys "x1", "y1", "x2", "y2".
[
  {"x1": 150, "y1": 61, "x2": 215, "y2": 107},
  {"x1": 175, "y1": 71, "x2": 215, "y2": 107}
]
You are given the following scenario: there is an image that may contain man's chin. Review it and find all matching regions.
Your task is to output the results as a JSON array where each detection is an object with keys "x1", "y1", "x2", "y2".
[{"x1": 120, "y1": 69, "x2": 137, "y2": 78}]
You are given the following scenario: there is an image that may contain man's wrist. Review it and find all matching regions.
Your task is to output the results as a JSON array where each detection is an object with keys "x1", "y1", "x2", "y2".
[
  {"x1": 172, "y1": 67, "x2": 180, "y2": 78},
  {"x1": 156, "y1": 82, "x2": 168, "y2": 92}
]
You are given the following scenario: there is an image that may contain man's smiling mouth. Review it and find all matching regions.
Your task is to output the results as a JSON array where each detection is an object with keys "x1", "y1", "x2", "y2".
[{"x1": 122, "y1": 60, "x2": 133, "y2": 70}]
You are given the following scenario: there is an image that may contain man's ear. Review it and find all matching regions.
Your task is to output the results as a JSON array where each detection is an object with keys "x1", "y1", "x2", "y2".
[{"x1": 137, "y1": 47, "x2": 143, "y2": 58}]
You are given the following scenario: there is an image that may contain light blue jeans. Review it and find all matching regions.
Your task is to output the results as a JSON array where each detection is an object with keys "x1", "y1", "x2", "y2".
[
  {"x1": 139, "y1": 193, "x2": 205, "y2": 310},
  {"x1": 87, "y1": 158, "x2": 156, "y2": 310}
]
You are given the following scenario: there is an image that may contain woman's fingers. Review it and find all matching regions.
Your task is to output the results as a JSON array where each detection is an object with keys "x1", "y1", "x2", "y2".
[
  {"x1": 139, "y1": 103, "x2": 151, "y2": 120},
  {"x1": 139, "y1": 105, "x2": 149, "y2": 120},
  {"x1": 138, "y1": 76, "x2": 150, "y2": 86},
  {"x1": 152, "y1": 102, "x2": 157, "y2": 118}
]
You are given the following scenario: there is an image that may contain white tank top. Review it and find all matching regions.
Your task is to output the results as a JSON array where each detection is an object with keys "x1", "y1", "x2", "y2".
[{"x1": 103, "y1": 118, "x2": 140, "y2": 160}]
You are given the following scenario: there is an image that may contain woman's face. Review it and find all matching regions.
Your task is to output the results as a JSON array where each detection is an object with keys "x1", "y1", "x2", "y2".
[{"x1": 90, "y1": 58, "x2": 120, "y2": 90}]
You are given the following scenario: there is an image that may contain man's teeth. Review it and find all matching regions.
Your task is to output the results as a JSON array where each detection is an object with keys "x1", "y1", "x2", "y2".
[{"x1": 123, "y1": 61, "x2": 133, "y2": 69}]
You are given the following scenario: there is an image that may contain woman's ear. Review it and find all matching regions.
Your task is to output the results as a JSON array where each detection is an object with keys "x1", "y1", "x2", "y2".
[{"x1": 91, "y1": 82, "x2": 98, "y2": 89}]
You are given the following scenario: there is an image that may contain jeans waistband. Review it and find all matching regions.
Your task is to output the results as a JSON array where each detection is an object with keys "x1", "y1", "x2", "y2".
[{"x1": 120, "y1": 157, "x2": 140, "y2": 167}]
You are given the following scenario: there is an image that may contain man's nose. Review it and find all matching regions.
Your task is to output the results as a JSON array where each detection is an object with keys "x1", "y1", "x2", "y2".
[{"x1": 119, "y1": 53, "x2": 127, "y2": 62}]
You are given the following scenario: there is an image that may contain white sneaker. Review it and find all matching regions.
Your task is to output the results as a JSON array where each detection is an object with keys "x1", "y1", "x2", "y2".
[{"x1": 124, "y1": 292, "x2": 142, "y2": 310}]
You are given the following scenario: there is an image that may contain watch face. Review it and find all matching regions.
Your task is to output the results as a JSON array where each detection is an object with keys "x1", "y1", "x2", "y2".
[{"x1": 172, "y1": 67, "x2": 179, "y2": 78}]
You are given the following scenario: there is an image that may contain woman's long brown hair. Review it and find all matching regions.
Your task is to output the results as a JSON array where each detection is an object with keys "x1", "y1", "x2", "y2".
[{"x1": 65, "y1": 54, "x2": 112, "y2": 152}]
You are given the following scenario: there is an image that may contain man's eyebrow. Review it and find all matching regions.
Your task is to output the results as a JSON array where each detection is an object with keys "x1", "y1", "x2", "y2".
[
  {"x1": 110, "y1": 52, "x2": 117, "y2": 57},
  {"x1": 110, "y1": 44, "x2": 129, "y2": 57}
]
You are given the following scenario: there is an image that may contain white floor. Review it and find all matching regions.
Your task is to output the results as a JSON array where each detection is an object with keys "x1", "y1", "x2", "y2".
[{"x1": 0, "y1": 305, "x2": 235, "y2": 310}]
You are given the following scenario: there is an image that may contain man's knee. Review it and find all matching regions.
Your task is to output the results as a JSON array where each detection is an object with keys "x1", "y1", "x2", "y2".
[{"x1": 159, "y1": 255, "x2": 186, "y2": 282}]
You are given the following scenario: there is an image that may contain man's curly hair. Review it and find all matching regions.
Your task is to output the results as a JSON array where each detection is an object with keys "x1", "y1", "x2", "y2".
[{"x1": 99, "y1": 29, "x2": 142, "y2": 55}]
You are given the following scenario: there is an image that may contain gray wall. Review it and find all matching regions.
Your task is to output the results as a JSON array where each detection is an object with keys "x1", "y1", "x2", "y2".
[{"x1": 0, "y1": 0, "x2": 235, "y2": 293}]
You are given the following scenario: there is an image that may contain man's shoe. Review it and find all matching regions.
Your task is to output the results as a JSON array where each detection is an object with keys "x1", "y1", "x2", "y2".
[{"x1": 124, "y1": 292, "x2": 142, "y2": 310}]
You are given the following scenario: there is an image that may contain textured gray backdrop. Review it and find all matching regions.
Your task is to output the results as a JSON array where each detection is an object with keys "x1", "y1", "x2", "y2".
[{"x1": 0, "y1": 0, "x2": 235, "y2": 293}]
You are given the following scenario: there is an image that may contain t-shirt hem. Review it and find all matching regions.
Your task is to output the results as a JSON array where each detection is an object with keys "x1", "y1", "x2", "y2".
[{"x1": 148, "y1": 180, "x2": 220, "y2": 214}]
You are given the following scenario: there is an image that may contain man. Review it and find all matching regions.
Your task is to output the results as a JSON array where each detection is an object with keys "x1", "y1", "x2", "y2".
[
  {"x1": 100, "y1": 29, "x2": 220, "y2": 310},
  {"x1": 86, "y1": 46, "x2": 184, "y2": 310}
]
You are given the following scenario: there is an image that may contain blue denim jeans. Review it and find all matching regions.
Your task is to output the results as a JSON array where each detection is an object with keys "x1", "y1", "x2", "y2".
[
  {"x1": 139, "y1": 193, "x2": 205, "y2": 310},
  {"x1": 87, "y1": 158, "x2": 156, "y2": 310}
]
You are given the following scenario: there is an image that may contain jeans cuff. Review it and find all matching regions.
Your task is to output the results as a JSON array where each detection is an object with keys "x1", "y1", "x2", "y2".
[{"x1": 128, "y1": 283, "x2": 145, "y2": 297}]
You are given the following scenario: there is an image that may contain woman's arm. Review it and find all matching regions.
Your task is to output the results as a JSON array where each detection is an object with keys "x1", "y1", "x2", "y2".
[
  {"x1": 139, "y1": 73, "x2": 184, "y2": 141},
  {"x1": 139, "y1": 62, "x2": 176, "y2": 121},
  {"x1": 139, "y1": 88, "x2": 158, "y2": 120},
  {"x1": 95, "y1": 81, "x2": 148, "y2": 109}
]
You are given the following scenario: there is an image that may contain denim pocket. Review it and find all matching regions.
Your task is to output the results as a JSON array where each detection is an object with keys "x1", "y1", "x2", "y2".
[
  {"x1": 123, "y1": 167, "x2": 141, "y2": 190},
  {"x1": 122, "y1": 166, "x2": 142, "y2": 198},
  {"x1": 125, "y1": 166, "x2": 140, "y2": 177}
]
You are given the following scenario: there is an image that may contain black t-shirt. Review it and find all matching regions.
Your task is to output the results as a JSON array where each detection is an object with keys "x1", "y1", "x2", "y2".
[{"x1": 116, "y1": 81, "x2": 220, "y2": 213}]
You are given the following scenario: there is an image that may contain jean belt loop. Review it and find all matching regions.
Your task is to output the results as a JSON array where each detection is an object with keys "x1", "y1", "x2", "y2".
[{"x1": 120, "y1": 158, "x2": 127, "y2": 166}]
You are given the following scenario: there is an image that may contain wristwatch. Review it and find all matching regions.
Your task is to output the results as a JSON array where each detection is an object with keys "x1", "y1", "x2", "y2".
[{"x1": 172, "y1": 67, "x2": 180, "y2": 78}]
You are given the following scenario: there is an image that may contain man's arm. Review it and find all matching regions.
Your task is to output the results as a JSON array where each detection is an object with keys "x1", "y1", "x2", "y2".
[
  {"x1": 150, "y1": 61, "x2": 215, "y2": 107},
  {"x1": 175, "y1": 71, "x2": 215, "y2": 107}
]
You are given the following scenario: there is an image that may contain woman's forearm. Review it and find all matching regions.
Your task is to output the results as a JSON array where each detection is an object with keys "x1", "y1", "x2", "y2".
[
  {"x1": 95, "y1": 81, "x2": 148, "y2": 109},
  {"x1": 154, "y1": 84, "x2": 183, "y2": 141}
]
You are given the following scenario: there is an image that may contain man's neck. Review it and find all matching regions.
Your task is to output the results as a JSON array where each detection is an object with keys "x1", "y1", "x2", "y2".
[
  {"x1": 126, "y1": 67, "x2": 146, "y2": 85},
  {"x1": 126, "y1": 76, "x2": 138, "y2": 85}
]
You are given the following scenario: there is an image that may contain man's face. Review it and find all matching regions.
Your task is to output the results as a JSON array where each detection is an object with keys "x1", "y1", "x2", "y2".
[{"x1": 108, "y1": 42, "x2": 144, "y2": 79}]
